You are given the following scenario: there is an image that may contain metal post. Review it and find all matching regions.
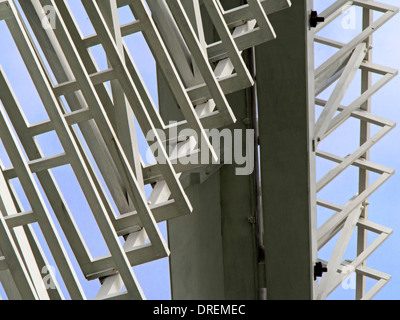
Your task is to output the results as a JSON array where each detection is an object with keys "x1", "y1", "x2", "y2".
[
  {"x1": 164, "y1": 0, "x2": 260, "y2": 300},
  {"x1": 256, "y1": 0, "x2": 318, "y2": 300}
]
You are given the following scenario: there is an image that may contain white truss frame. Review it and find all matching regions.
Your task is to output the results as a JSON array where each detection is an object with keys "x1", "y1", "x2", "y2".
[
  {"x1": 0, "y1": 0, "x2": 396, "y2": 301},
  {"x1": 0, "y1": 0, "x2": 180, "y2": 300},
  {"x1": 0, "y1": 0, "x2": 291, "y2": 299},
  {"x1": 313, "y1": 0, "x2": 398, "y2": 300}
]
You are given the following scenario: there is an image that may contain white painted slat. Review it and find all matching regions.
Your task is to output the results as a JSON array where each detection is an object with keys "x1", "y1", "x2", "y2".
[
  {"x1": 323, "y1": 73, "x2": 397, "y2": 139},
  {"x1": 4, "y1": 211, "x2": 36, "y2": 228},
  {"x1": 317, "y1": 172, "x2": 392, "y2": 250},
  {"x1": 53, "y1": 68, "x2": 116, "y2": 97},
  {"x1": 147, "y1": 181, "x2": 171, "y2": 206},
  {"x1": 203, "y1": 0, "x2": 253, "y2": 88},
  {"x1": 316, "y1": 150, "x2": 393, "y2": 175},
  {"x1": 95, "y1": 230, "x2": 147, "y2": 299},
  {"x1": 316, "y1": 125, "x2": 393, "y2": 193},
  {"x1": 3, "y1": 153, "x2": 68, "y2": 180},
  {"x1": 357, "y1": 218, "x2": 392, "y2": 236},
  {"x1": 315, "y1": 98, "x2": 396, "y2": 127},
  {"x1": 361, "y1": 279, "x2": 389, "y2": 300},
  {"x1": 167, "y1": 0, "x2": 236, "y2": 124},
  {"x1": 353, "y1": 0, "x2": 398, "y2": 13},
  {"x1": 314, "y1": 43, "x2": 367, "y2": 143},
  {"x1": 356, "y1": 265, "x2": 391, "y2": 281}
]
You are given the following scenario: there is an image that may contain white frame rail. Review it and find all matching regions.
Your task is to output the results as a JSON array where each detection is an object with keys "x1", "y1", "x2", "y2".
[{"x1": 313, "y1": 0, "x2": 398, "y2": 300}]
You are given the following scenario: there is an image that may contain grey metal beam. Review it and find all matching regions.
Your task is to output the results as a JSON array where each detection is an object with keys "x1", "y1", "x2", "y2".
[
  {"x1": 356, "y1": 4, "x2": 373, "y2": 300},
  {"x1": 255, "y1": 0, "x2": 317, "y2": 299},
  {"x1": 164, "y1": 0, "x2": 260, "y2": 300},
  {"x1": 164, "y1": 89, "x2": 259, "y2": 300}
]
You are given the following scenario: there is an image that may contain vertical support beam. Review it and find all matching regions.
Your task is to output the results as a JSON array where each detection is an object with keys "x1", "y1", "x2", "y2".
[
  {"x1": 356, "y1": 4, "x2": 373, "y2": 300},
  {"x1": 97, "y1": 0, "x2": 145, "y2": 193},
  {"x1": 255, "y1": 0, "x2": 317, "y2": 299},
  {"x1": 164, "y1": 0, "x2": 259, "y2": 300},
  {"x1": 165, "y1": 88, "x2": 259, "y2": 300}
]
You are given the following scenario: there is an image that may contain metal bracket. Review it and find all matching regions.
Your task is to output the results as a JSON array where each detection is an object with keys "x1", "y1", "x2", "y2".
[
  {"x1": 314, "y1": 262, "x2": 328, "y2": 281},
  {"x1": 310, "y1": 11, "x2": 324, "y2": 28}
]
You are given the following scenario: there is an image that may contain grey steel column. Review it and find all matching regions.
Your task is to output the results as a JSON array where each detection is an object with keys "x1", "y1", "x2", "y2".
[
  {"x1": 255, "y1": 0, "x2": 317, "y2": 300},
  {"x1": 162, "y1": 0, "x2": 260, "y2": 300}
]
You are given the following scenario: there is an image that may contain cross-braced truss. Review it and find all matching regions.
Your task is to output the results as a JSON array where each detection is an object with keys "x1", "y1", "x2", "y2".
[
  {"x1": 0, "y1": 0, "x2": 291, "y2": 299},
  {"x1": 0, "y1": 0, "x2": 396, "y2": 300},
  {"x1": 313, "y1": 0, "x2": 398, "y2": 300}
]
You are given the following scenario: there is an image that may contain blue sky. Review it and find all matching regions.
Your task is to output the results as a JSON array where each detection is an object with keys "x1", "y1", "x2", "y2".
[{"x1": 0, "y1": 0, "x2": 398, "y2": 300}]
